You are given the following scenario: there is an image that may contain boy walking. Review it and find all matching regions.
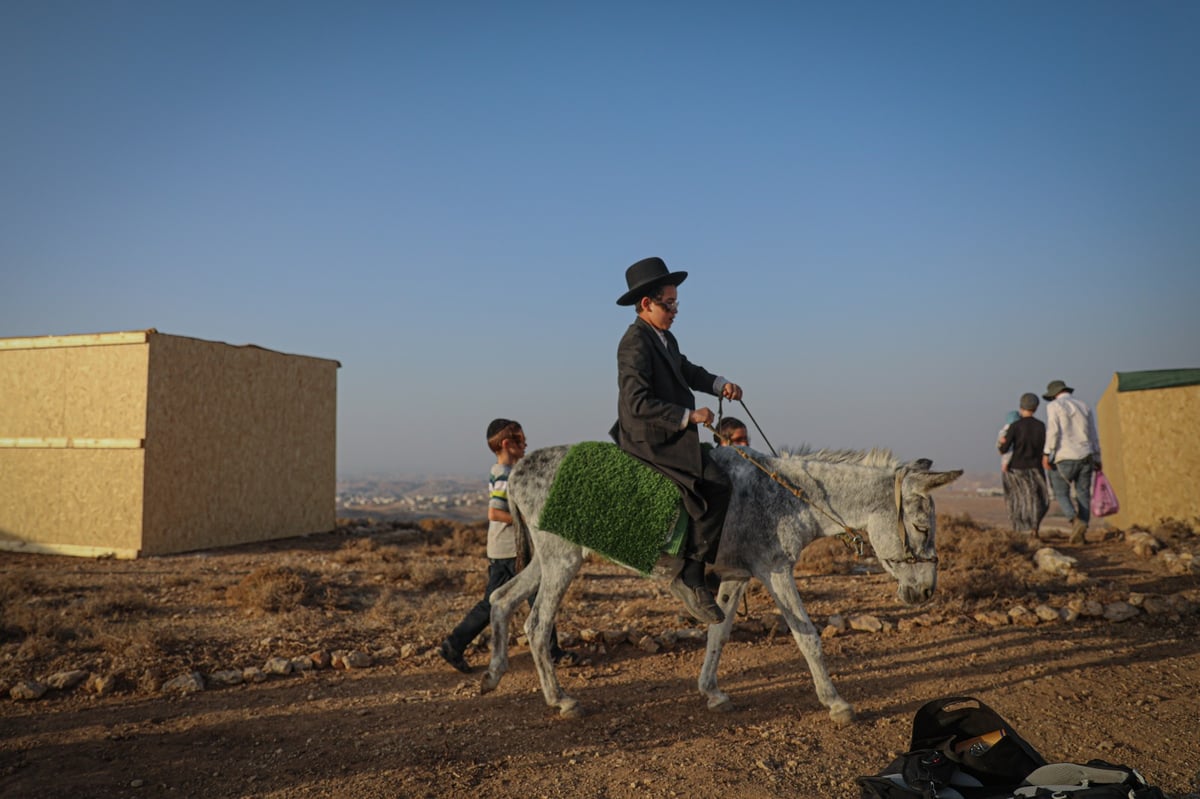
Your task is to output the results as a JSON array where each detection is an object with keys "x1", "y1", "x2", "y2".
[{"x1": 439, "y1": 419, "x2": 574, "y2": 672}]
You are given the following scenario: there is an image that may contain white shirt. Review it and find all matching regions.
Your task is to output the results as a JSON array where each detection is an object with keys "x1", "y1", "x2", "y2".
[{"x1": 1044, "y1": 393, "x2": 1101, "y2": 462}]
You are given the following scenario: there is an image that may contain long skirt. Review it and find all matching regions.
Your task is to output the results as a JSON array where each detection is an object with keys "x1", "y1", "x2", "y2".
[{"x1": 1002, "y1": 468, "x2": 1049, "y2": 533}]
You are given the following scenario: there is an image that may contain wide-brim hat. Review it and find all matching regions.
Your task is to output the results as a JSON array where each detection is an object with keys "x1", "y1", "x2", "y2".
[
  {"x1": 616, "y1": 257, "x2": 688, "y2": 306},
  {"x1": 1043, "y1": 379, "x2": 1074, "y2": 400}
]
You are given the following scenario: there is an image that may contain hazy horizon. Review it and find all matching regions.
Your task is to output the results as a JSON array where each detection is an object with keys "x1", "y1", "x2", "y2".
[{"x1": 4, "y1": 3, "x2": 1197, "y2": 478}]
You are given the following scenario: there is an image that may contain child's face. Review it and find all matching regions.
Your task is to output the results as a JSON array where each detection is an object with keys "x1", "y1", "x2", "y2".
[{"x1": 503, "y1": 430, "x2": 527, "y2": 461}]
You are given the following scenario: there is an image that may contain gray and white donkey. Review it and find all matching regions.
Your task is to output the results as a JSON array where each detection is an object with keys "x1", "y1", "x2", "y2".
[{"x1": 479, "y1": 444, "x2": 961, "y2": 724}]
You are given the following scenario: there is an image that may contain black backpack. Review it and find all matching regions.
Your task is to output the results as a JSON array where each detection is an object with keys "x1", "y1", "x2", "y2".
[{"x1": 857, "y1": 696, "x2": 1167, "y2": 799}]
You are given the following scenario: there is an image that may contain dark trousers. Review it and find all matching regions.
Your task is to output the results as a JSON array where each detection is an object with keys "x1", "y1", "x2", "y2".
[
  {"x1": 445, "y1": 558, "x2": 561, "y2": 657},
  {"x1": 684, "y1": 451, "x2": 733, "y2": 565}
]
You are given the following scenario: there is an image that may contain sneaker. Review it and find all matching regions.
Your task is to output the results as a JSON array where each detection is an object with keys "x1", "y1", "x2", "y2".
[
  {"x1": 669, "y1": 574, "x2": 725, "y2": 625},
  {"x1": 438, "y1": 641, "x2": 471, "y2": 674},
  {"x1": 1068, "y1": 518, "x2": 1087, "y2": 544}
]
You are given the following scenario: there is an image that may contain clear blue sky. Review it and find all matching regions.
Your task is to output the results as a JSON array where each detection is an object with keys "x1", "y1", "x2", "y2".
[{"x1": 3, "y1": 2, "x2": 1198, "y2": 478}]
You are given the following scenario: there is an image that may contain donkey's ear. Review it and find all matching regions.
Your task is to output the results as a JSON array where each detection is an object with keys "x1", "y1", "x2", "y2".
[
  {"x1": 907, "y1": 469, "x2": 963, "y2": 495},
  {"x1": 909, "y1": 458, "x2": 934, "y2": 472}
]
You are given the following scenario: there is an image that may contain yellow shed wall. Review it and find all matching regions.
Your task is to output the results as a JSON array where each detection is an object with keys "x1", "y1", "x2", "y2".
[
  {"x1": 0, "y1": 338, "x2": 148, "y2": 556},
  {"x1": 140, "y1": 333, "x2": 337, "y2": 554},
  {"x1": 1098, "y1": 377, "x2": 1200, "y2": 528}
]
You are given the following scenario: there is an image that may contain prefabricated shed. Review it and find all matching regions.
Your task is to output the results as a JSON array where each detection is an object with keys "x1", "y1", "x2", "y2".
[
  {"x1": 0, "y1": 330, "x2": 339, "y2": 557},
  {"x1": 1095, "y1": 369, "x2": 1200, "y2": 529}
]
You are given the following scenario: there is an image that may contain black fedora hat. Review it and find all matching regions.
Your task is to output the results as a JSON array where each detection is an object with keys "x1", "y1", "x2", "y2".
[{"x1": 616, "y1": 257, "x2": 688, "y2": 306}]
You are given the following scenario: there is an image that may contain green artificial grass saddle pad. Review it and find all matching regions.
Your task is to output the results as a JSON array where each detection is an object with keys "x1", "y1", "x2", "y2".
[{"x1": 536, "y1": 441, "x2": 688, "y2": 574}]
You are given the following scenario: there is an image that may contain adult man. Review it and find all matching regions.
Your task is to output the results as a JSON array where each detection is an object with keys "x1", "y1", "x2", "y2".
[
  {"x1": 610, "y1": 257, "x2": 742, "y2": 624},
  {"x1": 1041, "y1": 379, "x2": 1101, "y2": 544}
]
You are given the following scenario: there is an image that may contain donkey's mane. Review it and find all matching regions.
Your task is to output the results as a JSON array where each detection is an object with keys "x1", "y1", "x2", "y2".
[{"x1": 778, "y1": 445, "x2": 899, "y2": 470}]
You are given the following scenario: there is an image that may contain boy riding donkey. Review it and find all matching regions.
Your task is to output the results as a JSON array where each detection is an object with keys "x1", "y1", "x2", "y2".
[{"x1": 609, "y1": 257, "x2": 743, "y2": 625}]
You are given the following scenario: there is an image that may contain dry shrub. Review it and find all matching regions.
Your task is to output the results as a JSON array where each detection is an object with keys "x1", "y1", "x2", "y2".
[
  {"x1": 1152, "y1": 518, "x2": 1197, "y2": 548},
  {"x1": 939, "y1": 566, "x2": 1030, "y2": 601},
  {"x1": 798, "y1": 536, "x2": 859, "y2": 575},
  {"x1": 227, "y1": 566, "x2": 312, "y2": 612},
  {"x1": 406, "y1": 559, "x2": 458, "y2": 591},
  {"x1": 333, "y1": 536, "x2": 379, "y2": 565},
  {"x1": 83, "y1": 586, "x2": 155, "y2": 619},
  {"x1": 0, "y1": 568, "x2": 40, "y2": 601}
]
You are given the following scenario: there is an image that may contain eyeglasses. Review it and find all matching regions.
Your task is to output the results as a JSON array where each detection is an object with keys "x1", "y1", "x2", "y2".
[{"x1": 651, "y1": 298, "x2": 680, "y2": 313}]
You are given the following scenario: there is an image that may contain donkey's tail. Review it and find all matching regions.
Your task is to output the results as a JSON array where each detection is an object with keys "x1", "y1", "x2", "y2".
[{"x1": 511, "y1": 496, "x2": 533, "y2": 572}]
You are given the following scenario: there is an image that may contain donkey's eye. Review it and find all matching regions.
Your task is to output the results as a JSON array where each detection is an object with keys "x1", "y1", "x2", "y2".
[{"x1": 913, "y1": 525, "x2": 929, "y2": 535}]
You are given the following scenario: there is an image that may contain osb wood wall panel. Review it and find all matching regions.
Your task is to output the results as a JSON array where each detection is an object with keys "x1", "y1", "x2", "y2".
[
  {"x1": 0, "y1": 449, "x2": 144, "y2": 554},
  {"x1": 0, "y1": 342, "x2": 149, "y2": 438},
  {"x1": 1095, "y1": 381, "x2": 1127, "y2": 528},
  {"x1": 1112, "y1": 384, "x2": 1200, "y2": 528},
  {"x1": 140, "y1": 333, "x2": 337, "y2": 554}
]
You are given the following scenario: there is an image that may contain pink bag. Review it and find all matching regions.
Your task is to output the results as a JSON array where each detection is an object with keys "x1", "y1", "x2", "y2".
[{"x1": 1091, "y1": 470, "x2": 1119, "y2": 517}]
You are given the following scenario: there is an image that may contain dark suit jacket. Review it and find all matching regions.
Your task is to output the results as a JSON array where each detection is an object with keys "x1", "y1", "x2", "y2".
[{"x1": 609, "y1": 317, "x2": 721, "y2": 517}]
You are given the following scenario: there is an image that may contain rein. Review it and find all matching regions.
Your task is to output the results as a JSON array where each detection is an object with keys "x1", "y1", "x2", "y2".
[
  {"x1": 705, "y1": 422, "x2": 865, "y2": 556},
  {"x1": 705, "y1": 421, "x2": 935, "y2": 565}
]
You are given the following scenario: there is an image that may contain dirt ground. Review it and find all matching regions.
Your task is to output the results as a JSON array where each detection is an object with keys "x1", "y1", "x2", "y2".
[{"x1": 2, "y1": 495, "x2": 1199, "y2": 799}]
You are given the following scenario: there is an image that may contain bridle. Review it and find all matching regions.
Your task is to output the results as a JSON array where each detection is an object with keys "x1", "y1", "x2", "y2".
[
  {"x1": 879, "y1": 468, "x2": 939, "y2": 567},
  {"x1": 705, "y1": 422, "x2": 935, "y2": 566}
]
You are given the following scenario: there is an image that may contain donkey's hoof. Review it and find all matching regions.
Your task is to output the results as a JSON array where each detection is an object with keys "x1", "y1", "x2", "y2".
[
  {"x1": 707, "y1": 695, "x2": 734, "y2": 713},
  {"x1": 830, "y1": 703, "x2": 856, "y2": 727},
  {"x1": 479, "y1": 672, "x2": 498, "y2": 695},
  {"x1": 558, "y1": 700, "x2": 585, "y2": 720}
]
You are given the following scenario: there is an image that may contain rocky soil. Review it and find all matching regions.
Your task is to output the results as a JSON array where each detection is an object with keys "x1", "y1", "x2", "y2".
[{"x1": 2, "y1": 496, "x2": 1198, "y2": 799}]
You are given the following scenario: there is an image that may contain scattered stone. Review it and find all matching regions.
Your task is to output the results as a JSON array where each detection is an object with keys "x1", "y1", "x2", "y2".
[
  {"x1": 399, "y1": 643, "x2": 420, "y2": 659},
  {"x1": 309, "y1": 650, "x2": 332, "y2": 669},
  {"x1": 1139, "y1": 596, "x2": 1171, "y2": 615},
  {"x1": 1035, "y1": 604, "x2": 1063, "y2": 623},
  {"x1": 139, "y1": 669, "x2": 164, "y2": 693},
  {"x1": 1126, "y1": 531, "x2": 1163, "y2": 558},
  {"x1": 208, "y1": 669, "x2": 244, "y2": 687},
  {"x1": 674, "y1": 628, "x2": 707, "y2": 642},
  {"x1": 130, "y1": 779, "x2": 144, "y2": 788},
  {"x1": 375, "y1": 645, "x2": 399, "y2": 660},
  {"x1": 655, "y1": 630, "x2": 678, "y2": 649},
  {"x1": 826, "y1": 614, "x2": 847, "y2": 631},
  {"x1": 733, "y1": 621, "x2": 761, "y2": 635},
  {"x1": 46, "y1": 669, "x2": 89, "y2": 691},
  {"x1": 1067, "y1": 598, "x2": 1104, "y2": 618},
  {"x1": 264, "y1": 657, "x2": 293, "y2": 675},
  {"x1": 602, "y1": 629, "x2": 628, "y2": 647},
  {"x1": 820, "y1": 624, "x2": 840, "y2": 639},
  {"x1": 163, "y1": 672, "x2": 205, "y2": 694},
  {"x1": 1160, "y1": 551, "x2": 1197, "y2": 576},
  {"x1": 578, "y1": 628, "x2": 602, "y2": 643},
  {"x1": 1103, "y1": 601, "x2": 1139, "y2": 622},
  {"x1": 1008, "y1": 606, "x2": 1038, "y2": 626},
  {"x1": 332, "y1": 650, "x2": 372, "y2": 669},
  {"x1": 1034, "y1": 547, "x2": 1079, "y2": 576},
  {"x1": 848, "y1": 614, "x2": 883, "y2": 633},
  {"x1": 974, "y1": 611, "x2": 1010, "y2": 627},
  {"x1": 635, "y1": 634, "x2": 660, "y2": 654},
  {"x1": 10, "y1": 680, "x2": 47, "y2": 701},
  {"x1": 87, "y1": 673, "x2": 118, "y2": 696},
  {"x1": 243, "y1": 667, "x2": 268, "y2": 683},
  {"x1": 290, "y1": 657, "x2": 314, "y2": 672}
]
